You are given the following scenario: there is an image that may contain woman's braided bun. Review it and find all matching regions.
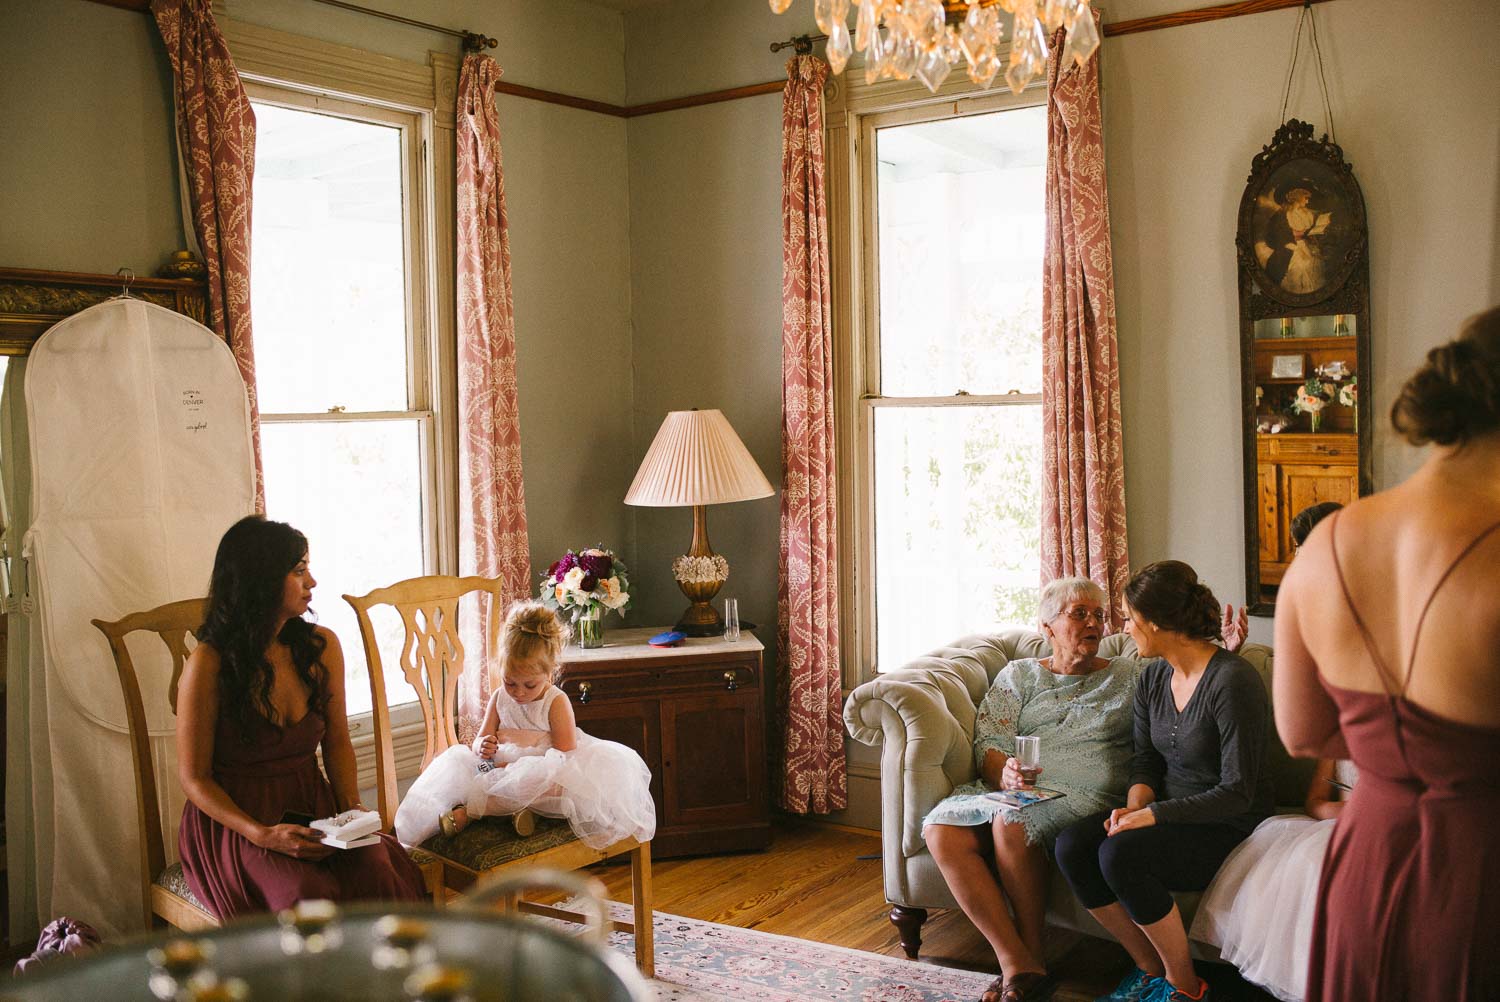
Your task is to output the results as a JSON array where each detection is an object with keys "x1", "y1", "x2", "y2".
[{"x1": 1391, "y1": 306, "x2": 1500, "y2": 448}]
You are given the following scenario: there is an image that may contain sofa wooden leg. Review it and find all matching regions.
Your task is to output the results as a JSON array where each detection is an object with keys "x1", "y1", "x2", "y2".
[{"x1": 889, "y1": 905, "x2": 927, "y2": 959}]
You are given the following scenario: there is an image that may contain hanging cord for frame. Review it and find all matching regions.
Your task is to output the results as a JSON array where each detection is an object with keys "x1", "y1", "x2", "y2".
[{"x1": 1277, "y1": 0, "x2": 1335, "y2": 141}]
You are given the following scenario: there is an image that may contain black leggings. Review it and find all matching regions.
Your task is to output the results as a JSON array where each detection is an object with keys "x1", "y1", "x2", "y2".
[{"x1": 1054, "y1": 810, "x2": 1249, "y2": 926}]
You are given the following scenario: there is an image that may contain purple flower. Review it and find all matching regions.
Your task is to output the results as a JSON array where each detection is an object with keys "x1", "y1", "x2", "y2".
[
  {"x1": 580, "y1": 551, "x2": 612, "y2": 579},
  {"x1": 554, "y1": 552, "x2": 577, "y2": 577}
]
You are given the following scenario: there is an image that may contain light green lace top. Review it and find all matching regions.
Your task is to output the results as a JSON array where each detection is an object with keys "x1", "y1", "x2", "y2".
[{"x1": 922, "y1": 656, "x2": 1141, "y2": 847}]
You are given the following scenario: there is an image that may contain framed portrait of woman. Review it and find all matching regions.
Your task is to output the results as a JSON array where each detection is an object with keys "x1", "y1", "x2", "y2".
[{"x1": 1236, "y1": 120, "x2": 1367, "y2": 309}]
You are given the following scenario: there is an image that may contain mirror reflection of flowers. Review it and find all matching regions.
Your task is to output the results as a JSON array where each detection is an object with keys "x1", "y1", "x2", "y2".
[
  {"x1": 1338, "y1": 376, "x2": 1357, "y2": 408},
  {"x1": 1293, "y1": 376, "x2": 1334, "y2": 432},
  {"x1": 540, "y1": 547, "x2": 632, "y2": 622}
]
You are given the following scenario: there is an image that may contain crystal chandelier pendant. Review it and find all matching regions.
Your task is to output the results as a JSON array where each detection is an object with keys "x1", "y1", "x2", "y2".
[
  {"x1": 854, "y1": 0, "x2": 877, "y2": 53},
  {"x1": 915, "y1": 47, "x2": 952, "y2": 93},
  {"x1": 968, "y1": 50, "x2": 1002, "y2": 89},
  {"x1": 814, "y1": 0, "x2": 834, "y2": 34},
  {"x1": 827, "y1": 20, "x2": 853, "y2": 75},
  {"x1": 891, "y1": 36, "x2": 919, "y2": 80},
  {"x1": 1065, "y1": 6, "x2": 1100, "y2": 66},
  {"x1": 768, "y1": 0, "x2": 793, "y2": 15}
]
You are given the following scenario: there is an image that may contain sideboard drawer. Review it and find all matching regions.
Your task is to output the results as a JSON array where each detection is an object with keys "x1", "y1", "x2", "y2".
[{"x1": 1258, "y1": 433, "x2": 1357, "y2": 462}]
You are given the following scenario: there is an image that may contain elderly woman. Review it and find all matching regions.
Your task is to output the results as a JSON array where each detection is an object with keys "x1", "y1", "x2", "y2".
[{"x1": 923, "y1": 578, "x2": 1140, "y2": 1002}]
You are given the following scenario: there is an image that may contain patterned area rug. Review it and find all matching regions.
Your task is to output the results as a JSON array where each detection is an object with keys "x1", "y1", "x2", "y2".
[{"x1": 578, "y1": 901, "x2": 997, "y2": 1002}]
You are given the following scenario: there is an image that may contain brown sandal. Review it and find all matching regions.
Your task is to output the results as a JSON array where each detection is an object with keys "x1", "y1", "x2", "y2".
[
  {"x1": 998, "y1": 972, "x2": 1055, "y2": 1002},
  {"x1": 981, "y1": 976, "x2": 1006, "y2": 1002}
]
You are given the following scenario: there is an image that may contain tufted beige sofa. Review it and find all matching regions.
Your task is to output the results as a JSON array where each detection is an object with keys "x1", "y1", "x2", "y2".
[{"x1": 842, "y1": 630, "x2": 1311, "y2": 959}]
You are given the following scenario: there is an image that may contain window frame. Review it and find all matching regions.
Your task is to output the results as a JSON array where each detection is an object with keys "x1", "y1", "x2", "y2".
[
  {"x1": 223, "y1": 16, "x2": 462, "y2": 786},
  {"x1": 827, "y1": 69, "x2": 1047, "y2": 687}
]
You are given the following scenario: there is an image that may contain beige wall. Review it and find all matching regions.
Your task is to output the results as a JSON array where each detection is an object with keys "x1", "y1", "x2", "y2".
[
  {"x1": 0, "y1": 2, "x2": 182, "y2": 276},
  {"x1": 0, "y1": 0, "x2": 636, "y2": 591},
  {"x1": 621, "y1": 0, "x2": 1500, "y2": 826}
]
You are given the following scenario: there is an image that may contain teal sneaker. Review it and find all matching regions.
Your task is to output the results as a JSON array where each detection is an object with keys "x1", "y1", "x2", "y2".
[{"x1": 1094, "y1": 968, "x2": 1154, "y2": 1002}]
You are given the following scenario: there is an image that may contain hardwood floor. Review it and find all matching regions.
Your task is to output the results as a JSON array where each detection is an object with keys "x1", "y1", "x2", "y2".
[{"x1": 584, "y1": 820, "x2": 1278, "y2": 1002}]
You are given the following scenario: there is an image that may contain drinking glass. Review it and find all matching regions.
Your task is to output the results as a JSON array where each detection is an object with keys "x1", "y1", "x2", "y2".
[
  {"x1": 1014, "y1": 735, "x2": 1041, "y2": 787},
  {"x1": 723, "y1": 599, "x2": 741, "y2": 642}
]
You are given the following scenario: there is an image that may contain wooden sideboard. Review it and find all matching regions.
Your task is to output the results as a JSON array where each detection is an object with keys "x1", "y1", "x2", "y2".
[
  {"x1": 558, "y1": 628, "x2": 770, "y2": 859},
  {"x1": 1256, "y1": 431, "x2": 1358, "y2": 585}
]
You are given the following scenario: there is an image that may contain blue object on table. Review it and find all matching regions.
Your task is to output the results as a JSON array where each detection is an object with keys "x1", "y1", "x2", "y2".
[{"x1": 649, "y1": 630, "x2": 686, "y2": 647}]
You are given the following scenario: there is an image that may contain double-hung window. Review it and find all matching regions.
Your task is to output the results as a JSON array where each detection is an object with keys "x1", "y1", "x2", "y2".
[
  {"x1": 853, "y1": 97, "x2": 1047, "y2": 674},
  {"x1": 246, "y1": 83, "x2": 441, "y2": 718}
]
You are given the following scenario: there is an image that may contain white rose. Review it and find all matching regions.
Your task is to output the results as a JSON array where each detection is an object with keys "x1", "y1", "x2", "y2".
[
  {"x1": 601, "y1": 576, "x2": 629, "y2": 609},
  {"x1": 562, "y1": 567, "x2": 585, "y2": 590}
]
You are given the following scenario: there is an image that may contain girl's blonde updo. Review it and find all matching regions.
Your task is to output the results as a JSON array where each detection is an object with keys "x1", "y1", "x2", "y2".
[{"x1": 496, "y1": 602, "x2": 569, "y2": 685}]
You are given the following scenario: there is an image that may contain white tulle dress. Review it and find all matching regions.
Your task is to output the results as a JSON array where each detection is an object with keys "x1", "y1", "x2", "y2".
[
  {"x1": 394, "y1": 684, "x2": 656, "y2": 851},
  {"x1": 1189, "y1": 761, "x2": 1359, "y2": 1002}
]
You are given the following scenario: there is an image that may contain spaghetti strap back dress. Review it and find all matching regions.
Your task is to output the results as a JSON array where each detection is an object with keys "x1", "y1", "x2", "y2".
[
  {"x1": 178, "y1": 708, "x2": 428, "y2": 921},
  {"x1": 1308, "y1": 513, "x2": 1500, "y2": 1001}
]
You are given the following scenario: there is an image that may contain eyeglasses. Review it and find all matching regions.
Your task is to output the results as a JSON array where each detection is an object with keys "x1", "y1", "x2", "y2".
[{"x1": 1058, "y1": 607, "x2": 1107, "y2": 624}]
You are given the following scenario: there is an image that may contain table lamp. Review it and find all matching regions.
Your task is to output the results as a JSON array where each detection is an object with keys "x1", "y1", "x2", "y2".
[{"x1": 624, "y1": 409, "x2": 774, "y2": 636}]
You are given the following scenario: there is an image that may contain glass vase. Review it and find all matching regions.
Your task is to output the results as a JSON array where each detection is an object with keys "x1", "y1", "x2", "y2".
[
  {"x1": 1310, "y1": 410, "x2": 1322, "y2": 434},
  {"x1": 576, "y1": 607, "x2": 604, "y2": 649}
]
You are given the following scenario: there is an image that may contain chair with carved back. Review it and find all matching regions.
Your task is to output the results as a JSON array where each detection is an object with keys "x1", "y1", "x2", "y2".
[
  {"x1": 92, "y1": 598, "x2": 219, "y2": 932},
  {"x1": 348, "y1": 576, "x2": 660, "y2": 972},
  {"x1": 94, "y1": 598, "x2": 446, "y2": 932},
  {"x1": 344, "y1": 574, "x2": 655, "y2": 976}
]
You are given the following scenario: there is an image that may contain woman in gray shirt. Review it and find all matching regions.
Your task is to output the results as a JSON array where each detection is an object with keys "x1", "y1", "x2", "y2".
[{"x1": 1055, "y1": 561, "x2": 1273, "y2": 1002}]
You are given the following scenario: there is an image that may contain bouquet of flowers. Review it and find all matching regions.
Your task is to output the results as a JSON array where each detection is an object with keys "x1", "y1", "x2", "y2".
[
  {"x1": 1293, "y1": 376, "x2": 1334, "y2": 432},
  {"x1": 540, "y1": 547, "x2": 631, "y2": 622}
]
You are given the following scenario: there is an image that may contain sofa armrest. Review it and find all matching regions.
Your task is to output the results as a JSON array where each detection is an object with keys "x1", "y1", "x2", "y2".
[{"x1": 845, "y1": 669, "x2": 976, "y2": 858}]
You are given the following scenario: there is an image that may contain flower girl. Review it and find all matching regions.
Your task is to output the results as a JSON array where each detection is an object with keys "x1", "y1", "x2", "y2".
[{"x1": 394, "y1": 603, "x2": 656, "y2": 850}]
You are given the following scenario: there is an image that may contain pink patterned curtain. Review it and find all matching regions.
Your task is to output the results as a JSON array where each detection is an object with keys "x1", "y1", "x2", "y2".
[
  {"x1": 1040, "y1": 20, "x2": 1130, "y2": 630},
  {"x1": 455, "y1": 54, "x2": 531, "y2": 740},
  {"x1": 777, "y1": 55, "x2": 846, "y2": 815},
  {"x1": 151, "y1": 0, "x2": 263, "y2": 509}
]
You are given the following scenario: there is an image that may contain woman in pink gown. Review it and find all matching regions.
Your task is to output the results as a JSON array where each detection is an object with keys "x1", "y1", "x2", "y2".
[
  {"x1": 176, "y1": 516, "x2": 426, "y2": 920},
  {"x1": 1274, "y1": 306, "x2": 1500, "y2": 1000}
]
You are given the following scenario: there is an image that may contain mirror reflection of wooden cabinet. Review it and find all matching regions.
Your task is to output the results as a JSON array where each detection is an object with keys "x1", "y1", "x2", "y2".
[{"x1": 1236, "y1": 122, "x2": 1372, "y2": 614}]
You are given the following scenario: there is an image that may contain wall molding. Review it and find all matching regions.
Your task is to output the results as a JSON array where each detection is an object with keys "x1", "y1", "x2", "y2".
[{"x1": 94, "y1": 0, "x2": 1337, "y2": 121}]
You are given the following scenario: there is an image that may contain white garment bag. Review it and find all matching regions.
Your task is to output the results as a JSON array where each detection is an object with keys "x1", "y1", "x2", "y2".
[{"x1": 15, "y1": 298, "x2": 253, "y2": 937}]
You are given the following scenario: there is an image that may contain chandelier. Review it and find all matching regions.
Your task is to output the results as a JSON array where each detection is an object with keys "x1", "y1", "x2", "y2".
[{"x1": 771, "y1": 0, "x2": 1100, "y2": 95}]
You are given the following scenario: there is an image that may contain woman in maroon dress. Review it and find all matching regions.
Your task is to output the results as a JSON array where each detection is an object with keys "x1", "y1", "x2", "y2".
[
  {"x1": 177, "y1": 516, "x2": 426, "y2": 920},
  {"x1": 1274, "y1": 306, "x2": 1500, "y2": 1000}
]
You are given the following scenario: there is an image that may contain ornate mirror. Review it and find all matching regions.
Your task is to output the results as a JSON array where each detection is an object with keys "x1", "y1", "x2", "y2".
[{"x1": 1236, "y1": 119, "x2": 1372, "y2": 615}]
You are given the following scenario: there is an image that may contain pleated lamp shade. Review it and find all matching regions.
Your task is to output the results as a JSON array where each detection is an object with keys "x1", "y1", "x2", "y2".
[{"x1": 624, "y1": 409, "x2": 773, "y2": 507}]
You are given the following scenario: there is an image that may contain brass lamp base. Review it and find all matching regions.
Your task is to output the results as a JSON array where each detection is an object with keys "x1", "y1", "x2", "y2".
[{"x1": 671, "y1": 504, "x2": 730, "y2": 637}]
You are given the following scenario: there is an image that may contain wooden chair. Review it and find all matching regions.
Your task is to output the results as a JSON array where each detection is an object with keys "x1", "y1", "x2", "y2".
[
  {"x1": 92, "y1": 599, "x2": 219, "y2": 932},
  {"x1": 95, "y1": 598, "x2": 446, "y2": 931},
  {"x1": 344, "y1": 574, "x2": 655, "y2": 977}
]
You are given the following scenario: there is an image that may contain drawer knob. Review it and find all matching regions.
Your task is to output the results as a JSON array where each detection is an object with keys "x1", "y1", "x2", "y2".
[
  {"x1": 576, "y1": 681, "x2": 592, "y2": 705},
  {"x1": 723, "y1": 670, "x2": 739, "y2": 691}
]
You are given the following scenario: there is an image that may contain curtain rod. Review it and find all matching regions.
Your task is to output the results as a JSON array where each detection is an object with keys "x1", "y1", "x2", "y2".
[
  {"x1": 303, "y1": 0, "x2": 496, "y2": 52},
  {"x1": 768, "y1": 0, "x2": 1336, "y2": 52}
]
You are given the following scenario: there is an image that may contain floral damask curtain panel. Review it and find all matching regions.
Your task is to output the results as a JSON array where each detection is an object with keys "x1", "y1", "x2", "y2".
[
  {"x1": 151, "y1": 0, "x2": 263, "y2": 509},
  {"x1": 778, "y1": 55, "x2": 847, "y2": 815},
  {"x1": 1040, "y1": 19, "x2": 1130, "y2": 629},
  {"x1": 455, "y1": 53, "x2": 531, "y2": 739}
]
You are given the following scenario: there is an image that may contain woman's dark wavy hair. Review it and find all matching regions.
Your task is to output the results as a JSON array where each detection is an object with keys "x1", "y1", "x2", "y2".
[
  {"x1": 1125, "y1": 560, "x2": 1222, "y2": 642},
  {"x1": 198, "y1": 516, "x2": 329, "y2": 738},
  {"x1": 1390, "y1": 305, "x2": 1500, "y2": 447}
]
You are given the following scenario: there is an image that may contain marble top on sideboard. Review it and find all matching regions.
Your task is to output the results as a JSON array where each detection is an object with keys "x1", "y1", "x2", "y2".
[{"x1": 558, "y1": 626, "x2": 764, "y2": 663}]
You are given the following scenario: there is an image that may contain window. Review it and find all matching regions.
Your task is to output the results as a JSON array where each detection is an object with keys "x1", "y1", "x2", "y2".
[
  {"x1": 860, "y1": 101, "x2": 1047, "y2": 672},
  {"x1": 247, "y1": 85, "x2": 440, "y2": 716}
]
